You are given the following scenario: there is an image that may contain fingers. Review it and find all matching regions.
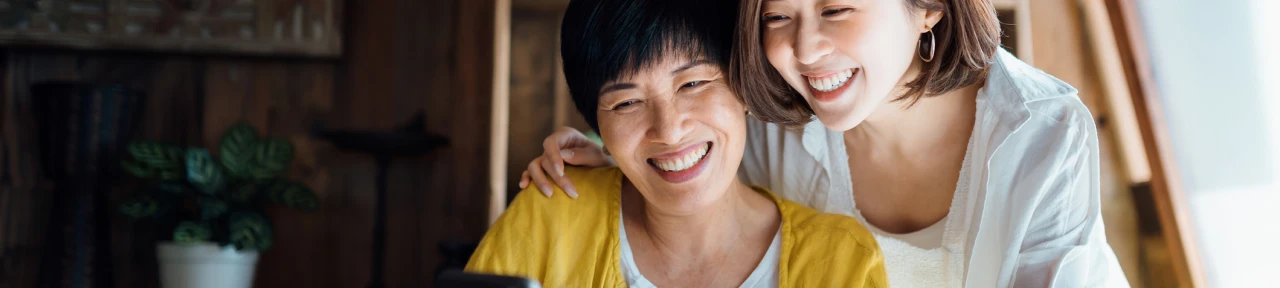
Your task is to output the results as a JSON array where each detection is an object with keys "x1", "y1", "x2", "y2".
[
  {"x1": 542, "y1": 133, "x2": 568, "y2": 178},
  {"x1": 527, "y1": 157, "x2": 554, "y2": 197},
  {"x1": 562, "y1": 147, "x2": 609, "y2": 167},
  {"x1": 540, "y1": 153, "x2": 579, "y2": 199},
  {"x1": 554, "y1": 126, "x2": 586, "y2": 140},
  {"x1": 527, "y1": 126, "x2": 595, "y2": 199}
]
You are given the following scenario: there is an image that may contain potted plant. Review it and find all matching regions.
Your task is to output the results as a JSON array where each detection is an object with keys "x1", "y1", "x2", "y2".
[{"x1": 117, "y1": 123, "x2": 319, "y2": 288}]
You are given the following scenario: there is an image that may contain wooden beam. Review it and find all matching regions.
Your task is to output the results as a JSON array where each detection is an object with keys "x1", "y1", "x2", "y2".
[
  {"x1": 513, "y1": 0, "x2": 569, "y2": 13},
  {"x1": 490, "y1": 0, "x2": 512, "y2": 224},
  {"x1": 1014, "y1": 0, "x2": 1034, "y2": 62},
  {"x1": 1103, "y1": 0, "x2": 1206, "y2": 287},
  {"x1": 1080, "y1": 0, "x2": 1150, "y2": 184}
]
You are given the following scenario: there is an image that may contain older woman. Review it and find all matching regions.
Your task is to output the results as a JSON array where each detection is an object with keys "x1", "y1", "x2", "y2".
[{"x1": 464, "y1": 0, "x2": 886, "y2": 286}]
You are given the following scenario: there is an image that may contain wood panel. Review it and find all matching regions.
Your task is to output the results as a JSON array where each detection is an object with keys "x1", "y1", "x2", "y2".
[
  {"x1": 344, "y1": 0, "x2": 498, "y2": 286},
  {"x1": 0, "y1": 0, "x2": 344, "y2": 57},
  {"x1": 0, "y1": 1, "x2": 501, "y2": 287},
  {"x1": 195, "y1": 60, "x2": 343, "y2": 288},
  {"x1": 0, "y1": 51, "x2": 211, "y2": 288},
  {"x1": 1080, "y1": 0, "x2": 1150, "y2": 184},
  {"x1": 506, "y1": 10, "x2": 560, "y2": 203},
  {"x1": 504, "y1": 4, "x2": 595, "y2": 210},
  {"x1": 1104, "y1": 0, "x2": 1206, "y2": 286}
]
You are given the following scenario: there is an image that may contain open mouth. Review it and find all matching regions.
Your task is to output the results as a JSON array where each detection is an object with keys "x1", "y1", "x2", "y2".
[
  {"x1": 805, "y1": 68, "x2": 855, "y2": 92},
  {"x1": 646, "y1": 142, "x2": 712, "y2": 183}
]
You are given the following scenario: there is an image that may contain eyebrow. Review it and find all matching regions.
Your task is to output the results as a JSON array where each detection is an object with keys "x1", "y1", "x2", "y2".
[
  {"x1": 599, "y1": 83, "x2": 636, "y2": 95},
  {"x1": 598, "y1": 60, "x2": 712, "y2": 95},
  {"x1": 671, "y1": 60, "x2": 711, "y2": 76}
]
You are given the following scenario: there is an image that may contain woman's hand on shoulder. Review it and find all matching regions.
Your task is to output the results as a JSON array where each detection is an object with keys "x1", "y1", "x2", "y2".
[{"x1": 519, "y1": 126, "x2": 614, "y2": 199}]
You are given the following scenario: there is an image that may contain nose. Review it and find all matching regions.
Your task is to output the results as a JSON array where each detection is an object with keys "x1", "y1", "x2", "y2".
[
  {"x1": 793, "y1": 19, "x2": 833, "y2": 65},
  {"x1": 646, "y1": 100, "x2": 692, "y2": 145}
]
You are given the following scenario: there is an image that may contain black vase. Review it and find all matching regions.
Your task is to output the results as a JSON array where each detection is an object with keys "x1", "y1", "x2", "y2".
[{"x1": 31, "y1": 82, "x2": 145, "y2": 288}]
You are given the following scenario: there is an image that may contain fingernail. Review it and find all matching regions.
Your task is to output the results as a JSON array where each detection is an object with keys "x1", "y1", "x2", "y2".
[
  {"x1": 519, "y1": 180, "x2": 527, "y2": 189},
  {"x1": 566, "y1": 187, "x2": 579, "y2": 199},
  {"x1": 555, "y1": 164, "x2": 564, "y2": 177},
  {"x1": 539, "y1": 186, "x2": 552, "y2": 196},
  {"x1": 560, "y1": 150, "x2": 574, "y2": 159}
]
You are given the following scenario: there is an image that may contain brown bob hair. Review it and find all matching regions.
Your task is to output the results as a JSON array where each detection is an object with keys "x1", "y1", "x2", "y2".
[{"x1": 730, "y1": 0, "x2": 1002, "y2": 126}]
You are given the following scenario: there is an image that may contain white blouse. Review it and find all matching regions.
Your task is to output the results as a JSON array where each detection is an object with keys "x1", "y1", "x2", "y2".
[
  {"x1": 737, "y1": 49, "x2": 1130, "y2": 287},
  {"x1": 619, "y1": 210, "x2": 783, "y2": 288}
]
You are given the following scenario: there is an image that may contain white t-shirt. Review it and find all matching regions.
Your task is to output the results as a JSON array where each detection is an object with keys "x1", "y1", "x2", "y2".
[
  {"x1": 736, "y1": 48, "x2": 1129, "y2": 287},
  {"x1": 618, "y1": 213, "x2": 782, "y2": 288}
]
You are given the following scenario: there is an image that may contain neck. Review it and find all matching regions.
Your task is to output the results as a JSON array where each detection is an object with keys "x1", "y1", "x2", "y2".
[
  {"x1": 845, "y1": 82, "x2": 982, "y2": 158},
  {"x1": 622, "y1": 179, "x2": 777, "y2": 259}
]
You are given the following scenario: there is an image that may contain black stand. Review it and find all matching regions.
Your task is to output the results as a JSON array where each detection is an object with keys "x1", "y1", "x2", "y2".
[{"x1": 312, "y1": 113, "x2": 448, "y2": 288}]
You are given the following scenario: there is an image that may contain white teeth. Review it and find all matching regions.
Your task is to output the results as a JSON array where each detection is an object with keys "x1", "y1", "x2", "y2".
[
  {"x1": 653, "y1": 143, "x2": 710, "y2": 172},
  {"x1": 806, "y1": 68, "x2": 854, "y2": 92}
]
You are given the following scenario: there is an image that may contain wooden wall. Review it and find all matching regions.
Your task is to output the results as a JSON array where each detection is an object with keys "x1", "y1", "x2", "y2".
[
  {"x1": 0, "y1": 0, "x2": 499, "y2": 287},
  {"x1": 505, "y1": 0, "x2": 590, "y2": 204}
]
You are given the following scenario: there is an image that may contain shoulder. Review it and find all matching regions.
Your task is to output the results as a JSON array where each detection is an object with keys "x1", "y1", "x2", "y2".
[
  {"x1": 982, "y1": 49, "x2": 1097, "y2": 170},
  {"x1": 466, "y1": 166, "x2": 621, "y2": 277},
  {"x1": 985, "y1": 48, "x2": 1079, "y2": 105},
  {"x1": 780, "y1": 199, "x2": 880, "y2": 253},
  {"x1": 501, "y1": 166, "x2": 621, "y2": 223},
  {"x1": 985, "y1": 49, "x2": 1095, "y2": 125},
  {"x1": 775, "y1": 197, "x2": 888, "y2": 287}
]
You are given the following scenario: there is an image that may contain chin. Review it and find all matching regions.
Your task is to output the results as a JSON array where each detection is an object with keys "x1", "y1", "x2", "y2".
[
  {"x1": 806, "y1": 90, "x2": 884, "y2": 132},
  {"x1": 807, "y1": 99, "x2": 866, "y2": 132},
  {"x1": 812, "y1": 109, "x2": 864, "y2": 131}
]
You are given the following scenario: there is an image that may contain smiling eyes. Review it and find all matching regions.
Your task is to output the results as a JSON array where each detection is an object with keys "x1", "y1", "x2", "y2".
[
  {"x1": 608, "y1": 80, "x2": 711, "y2": 110},
  {"x1": 823, "y1": 7, "x2": 854, "y2": 16},
  {"x1": 682, "y1": 80, "x2": 708, "y2": 89},
  {"x1": 762, "y1": 7, "x2": 854, "y2": 24},
  {"x1": 762, "y1": 14, "x2": 790, "y2": 23},
  {"x1": 612, "y1": 100, "x2": 638, "y2": 110}
]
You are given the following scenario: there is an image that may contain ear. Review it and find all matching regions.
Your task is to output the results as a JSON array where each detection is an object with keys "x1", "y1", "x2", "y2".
[{"x1": 919, "y1": 2, "x2": 945, "y2": 32}]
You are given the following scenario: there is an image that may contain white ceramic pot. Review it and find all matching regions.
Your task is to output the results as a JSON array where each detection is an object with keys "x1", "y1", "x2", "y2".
[{"x1": 157, "y1": 242, "x2": 260, "y2": 288}]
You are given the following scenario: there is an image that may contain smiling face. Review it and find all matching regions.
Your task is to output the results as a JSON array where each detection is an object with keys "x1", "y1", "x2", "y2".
[
  {"x1": 596, "y1": 56, "x2": 748, "y2": 212},
  {"x1": 760, "y1": 0, "x2": 934, "y2": 130}
]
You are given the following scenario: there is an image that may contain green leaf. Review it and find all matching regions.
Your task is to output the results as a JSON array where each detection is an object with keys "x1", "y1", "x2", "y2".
[
  {"x1": 127, "y1": 141, "x2": 184, "y2": 169},
  {"x1": 185, "y1": 148, "x2": 226, "y2": 195},
  {"x1": 198, "y1": 197, "x2": 229, "y2": 220},
  {"x1": 121, "y1": 160, "x2": 154, "y2": 179},
  {"x1": 249, "y1": 139, "x2": 293, "y2": 179},
  {"x1": 228, "y1": 212, "x2": 273, "y2": 251},
  {"x1": 264, "y1": 180, "x2": 320, "y2": 211},
  {"x1": 123, "y1": 159, "x2": 183, "y2": 181},
  {"x1": 219, "y1": 123, "x2": 260, "y2": 179},
  {"x1": 173, "y1": 221, "x2": 213, "y2": 244},
  {"x1": 118, "y1": 194, "x2": 161, "y2": 218}
]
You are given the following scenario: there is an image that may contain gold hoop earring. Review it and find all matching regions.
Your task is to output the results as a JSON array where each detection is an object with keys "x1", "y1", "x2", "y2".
[{"x1": 919, "y1": 29, "x2": 936, "y2": 62}]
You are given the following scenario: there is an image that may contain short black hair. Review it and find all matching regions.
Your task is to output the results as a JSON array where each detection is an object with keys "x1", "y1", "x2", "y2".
[{"x1": 560, "y1": 0, "x2": 738, "y2": 132}]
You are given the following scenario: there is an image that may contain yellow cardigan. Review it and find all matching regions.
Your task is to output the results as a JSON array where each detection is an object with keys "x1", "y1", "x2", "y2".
[{"x1": 466, "y1": 167, "x2": 888, "y2": 287}]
